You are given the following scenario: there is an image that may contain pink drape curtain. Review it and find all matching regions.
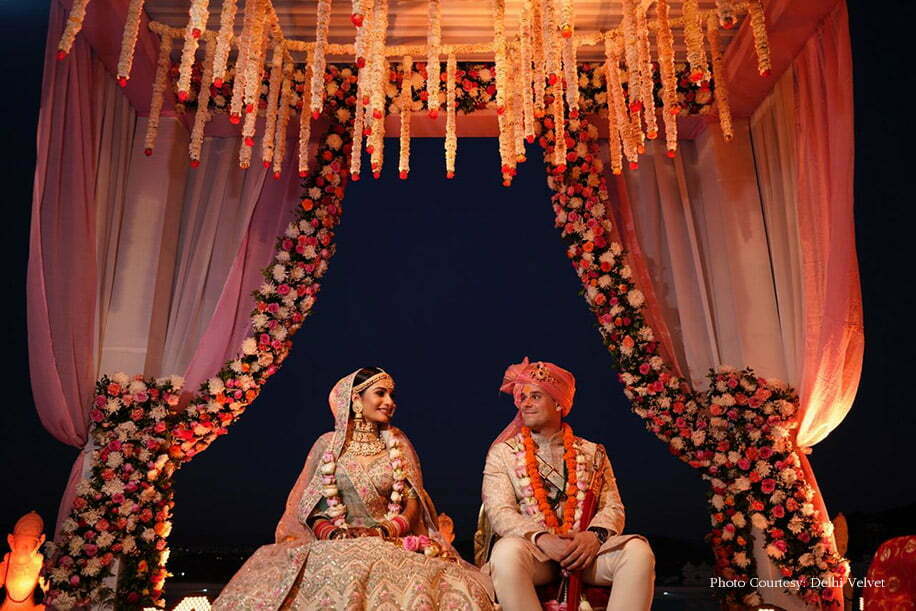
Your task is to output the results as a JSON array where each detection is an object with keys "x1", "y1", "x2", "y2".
[
  {"x1": 611, "y1": 3, "x2": 859, "y2": 607},
  {"x1": 790, "y1": 3, "x2": 862, "y2": 449},
  {"x1": 29, "y1": 3, "x2": 315, "y2": 534}
]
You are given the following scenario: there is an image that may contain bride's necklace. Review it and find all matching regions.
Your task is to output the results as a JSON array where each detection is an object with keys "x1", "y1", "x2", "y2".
[{"x1": 344, "y1": 418, "x2": 387, "y2": 456}]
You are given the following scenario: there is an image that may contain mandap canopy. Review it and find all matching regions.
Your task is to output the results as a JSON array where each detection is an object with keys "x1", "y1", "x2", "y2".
[{"x1": 29, "y1": 0, "x2": 861, "y2": 608}]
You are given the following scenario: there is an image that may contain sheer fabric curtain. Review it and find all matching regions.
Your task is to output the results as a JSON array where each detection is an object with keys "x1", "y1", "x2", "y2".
[
  {"x1": 612, "y1": 6, "x2": 859, "y2": 605},
  {"x1": 29, "y1": 2, "x2": 315, "y2": 535},
  {"x1": 28, "y1": 2, "x2": 138, "y2": 532}
]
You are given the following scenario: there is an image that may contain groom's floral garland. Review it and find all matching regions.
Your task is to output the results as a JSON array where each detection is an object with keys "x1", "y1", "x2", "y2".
[
  {"x1": 536, "y1": 109, "x2": 849, "y2": 607},
  {"x1": 515, "y1": 423, "x2": 587, "y2": 533}
]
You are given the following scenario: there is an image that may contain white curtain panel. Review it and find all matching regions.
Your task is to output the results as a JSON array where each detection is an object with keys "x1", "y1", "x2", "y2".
[{"x1": 618, "y1": 116, "x2": 817, "y2": 609}]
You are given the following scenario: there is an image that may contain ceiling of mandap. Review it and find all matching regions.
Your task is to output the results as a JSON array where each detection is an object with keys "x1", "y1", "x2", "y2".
[{"x1": 143, "y1": 0, "x2": 742, "y2": 62}]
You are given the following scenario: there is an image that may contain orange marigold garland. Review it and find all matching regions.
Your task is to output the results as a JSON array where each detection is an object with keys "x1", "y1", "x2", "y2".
[{"x1": 519, "y1": 423, "x2": 580, "y2": 534}]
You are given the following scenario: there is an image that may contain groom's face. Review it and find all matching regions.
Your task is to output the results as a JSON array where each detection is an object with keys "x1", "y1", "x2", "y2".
[{"x1": 516, "y1": 383, "x2": 562, "y2": 430}]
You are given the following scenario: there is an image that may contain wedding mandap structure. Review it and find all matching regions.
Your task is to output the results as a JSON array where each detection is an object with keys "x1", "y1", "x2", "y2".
[{"x1": 28, "y1": 0, "x2": 861, "y2": 608}]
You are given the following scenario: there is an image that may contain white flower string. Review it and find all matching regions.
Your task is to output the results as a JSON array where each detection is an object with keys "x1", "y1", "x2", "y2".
[
  {"x1": 635, "y1": 3, "x2": 657, "y2": 139},
  {"x1": 229, "y1": 0, "x2": 256, "y2": 124},
  {"x1": 273, "y1": 61, "x2": 293, "y2": 177},
  {"x1": 398, "y1": 55, "x2": 413, "y2": 179},
  {"x1": 683, "y1": 0, "x2": 710, "y2": 83},
  {"x1": 309, "y1": 0, "x2": 333, "y2": 120},
  {"x1": 602, "y1": 47, "x2": 623, "y2": 175},
  {"x1": 706, "y1": 14, "x2": 734, "y2": 142},
  {"x1": 57, "y1": 0, "x2": 91, "y2": 59},
  {"x1": 748, "y1": 0, "x2": 772, "y2": 77},
  {"x1": 604, "y1": 37, "x2": 638, "y2": 171},
  {"x1": 177, "y1": 0, "x2": 210, "y2": 101},
  {"x1": 551, "y1": 83, "x2": 566, "y2": 170},
  {"x1": 656, "y1": 0, "x2": 679, "y2": 157},
  {"x1": 299, "y1": 52, "x2": 315, "y2": 178},
  {"x1": 519, "y1": 0, "x2": 536, "y2": 142},
  {"x1": 261, "y1": 42, "x2": 285, "y2": 169},
  {"x1": 189, "y1": 34, "x2": 216, "y2": 167},
  {"x1": 239, "y1": 2, "x2": 268, "y2": 168},
  {"x1": 530, "y1": 0, "x2": 546, "y2": 119},
  {"x1": 143, "y1": 33, "x2": 173, "y2": 157},
  {"x1": 425, "y1": 0, "x2": 442, "y2": 118},
  {"x1": 211, "y1": 0, "x2": 238, "y2": 87},
  {"x1": 117, "y1": 0, "x2": 146, "y2": 87},
  {"x1": 444, "y1": 52, "x2": 457, "y2": 179},
  {"x1": 542, "y1": 0, "x2": 560, "y2": 89}
]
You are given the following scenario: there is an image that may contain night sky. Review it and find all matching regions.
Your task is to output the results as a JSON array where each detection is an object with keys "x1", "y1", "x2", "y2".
[{"x1": 1, "y1": 0, "x2": 913, "y2": 564}]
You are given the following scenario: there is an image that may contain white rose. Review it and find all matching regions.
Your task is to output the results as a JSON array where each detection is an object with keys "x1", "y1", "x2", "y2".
[
  {"x1": 242, "y1": 337, "x2": 258, "y2": 355},
  {"x1": 112, "y1": 372, "x2": 130, "y2": 385},
  {"x1": 128, "y1": 379, "x2": 148, "y2": 394},
  {"x1": 751, "y1": 513, "x2": 769, "y2": 530},
  {"x1": 626, "y1": 289, "x2": 645, "y2": 308}
]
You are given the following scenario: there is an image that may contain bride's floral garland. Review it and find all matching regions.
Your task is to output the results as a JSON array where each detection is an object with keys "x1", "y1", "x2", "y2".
[
  {"x1": 536, "y1": 107, "x2": 849, "y2": 607},
  {"x1": 515, "y1": 423, "x2": 587, "y2": 533},
  {"x1": 318, "y1": 435, "x2": 407, "y2": 528}
]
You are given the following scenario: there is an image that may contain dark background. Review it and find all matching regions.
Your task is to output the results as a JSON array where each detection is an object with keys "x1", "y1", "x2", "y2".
[{"x1": 1, "y1": 0, "x2": 913, "y2": 585}]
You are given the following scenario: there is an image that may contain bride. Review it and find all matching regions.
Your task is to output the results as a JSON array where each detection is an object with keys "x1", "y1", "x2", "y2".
[{"x1": 213, "y1": 367, "x2": 494, "y2": 610}]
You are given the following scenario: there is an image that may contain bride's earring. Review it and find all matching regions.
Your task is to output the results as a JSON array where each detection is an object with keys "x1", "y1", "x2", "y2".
[
  {"x1": 353, "y1": 398, "x2": 364, "y2": 419},
  {"x1": 555, "y1": 402, "x2": 562, "y2": 412}
]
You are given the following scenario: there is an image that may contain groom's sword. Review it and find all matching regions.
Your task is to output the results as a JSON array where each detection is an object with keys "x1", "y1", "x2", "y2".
[{"x1": 565, "y1": 446, "x2": 607, "y2": 611}]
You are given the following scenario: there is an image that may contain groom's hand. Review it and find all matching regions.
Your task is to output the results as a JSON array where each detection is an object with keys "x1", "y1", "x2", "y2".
[
  {"x1": 559, "y1": 531, "x2": 600, "y2": 571},
  {"x1": 535, "y1": 533, "x2": 571, "y2": 562}
]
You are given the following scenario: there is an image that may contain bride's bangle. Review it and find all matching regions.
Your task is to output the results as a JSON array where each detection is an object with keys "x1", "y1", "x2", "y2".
[{"x1": 389, "y1": 515, "x2": 409, "y2": 536}]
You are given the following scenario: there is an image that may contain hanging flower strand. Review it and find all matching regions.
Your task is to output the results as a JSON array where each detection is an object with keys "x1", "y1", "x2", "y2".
[
  {"x1": 444, "y1": 51, "x2": 457, "y2": 179},
  {"x1": 310, "y1": 0, "x2": 333, "y2": 120},
  {"x1": 273, "y1": 61, "x2": 293, "y2": 177},
  {"x1": 706, "y1": 14, "x2": 734, "y2": 142},
  {"x1": 189, "y1": 34, "x2": 217, "y2": 167},
  {"x1": 530, "y1": 0, "x2": 546, "y2": 118},
  {"x1": 683, "y1": 0, "x2": 709, "y2": 83},
  {"x1": 211, "y1": 0, "x2": 238, "y2": 87},
  {"x1": 748, "y1": 0, "x2": 772, "y2": 77},
  {"x1": 426, "y1": 0, "x2": 442, "y2": 118},
  {"x1": 177, "y1": 0, "x2": 210, "y2": 101},
  {"x1": 229, "y1": 0, "x2": 256, "y2": 124},
  {"x1": 520, "y1": 0, "x2": 536, "y2": 141},
  {"x1": 57, "y1": 0, "x2": 91, "y2": 59},
  {"x1": 620, "y1": 0, "x2": 643, "y2": 136},
  {"x1": 144, "y1": 33, "x2": 173, "y2": 157},
  {"x1": 398, "y1": 55, "x2": 413, "y2": 179},
  {"x1": 262, "y1": 42, "x2": 286, "y2": 169},
  {"x1": 239, "y1": 1, "x2": 268, "y2": 167},
  {"x1": 635, "y1": 4, "x2": 657, "y2": 139},
  {"x1": 299, "y1": 53, "x2": 315, "y2": 178},
  {"x1": 656, "y1": 0, "x2": 679, "y2": 157},
  {"x1": 604, "y1": 36, "x2": 638, "y2": 171},
  {"x1": 117, "y1": 0, "x2": 146, "y2": 87},
  {"x1": 715, "y1": 0, "x2": 739, "y2": 29}
]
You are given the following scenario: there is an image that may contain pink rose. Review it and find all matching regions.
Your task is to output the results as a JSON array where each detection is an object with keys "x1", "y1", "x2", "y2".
[
  {"x1": 760, "y1": 478, "x2": 777, "y2": 494},
  {"x1": 83, "y1": 543, "x2": 98, "y2": 557},
  {"x1": 402, "y1": 536, "x2": 421, "y2": 552},
  {"x1": 771, "y1": 504, "x2": 785, "y2": 518}
]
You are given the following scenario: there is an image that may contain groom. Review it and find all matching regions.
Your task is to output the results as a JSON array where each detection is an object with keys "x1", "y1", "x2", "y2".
[{"x1": 480, "y1": 358, "x2": 655, "y2": 611}]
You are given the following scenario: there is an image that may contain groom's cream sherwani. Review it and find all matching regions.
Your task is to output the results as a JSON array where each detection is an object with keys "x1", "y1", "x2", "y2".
[{"x1": 479, "y1": 429, "x2": 655, "y2": 611}]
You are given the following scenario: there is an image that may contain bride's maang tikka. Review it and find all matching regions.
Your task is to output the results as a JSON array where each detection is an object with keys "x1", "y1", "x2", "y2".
[{"x1": 352, "y1": 370, "x2": 395, "y2": 395}]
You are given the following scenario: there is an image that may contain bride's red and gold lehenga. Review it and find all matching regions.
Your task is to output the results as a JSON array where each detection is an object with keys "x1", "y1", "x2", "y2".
[{"x1": 213, "y1": 369, "x2": 494, "y2": 610}]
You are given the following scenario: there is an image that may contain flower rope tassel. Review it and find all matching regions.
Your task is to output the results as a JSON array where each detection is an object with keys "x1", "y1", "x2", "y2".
[
  {"x1": 398, "y1": 55, "x2": 413, "y2": 179},
  {"x1": 143, "y1": 33, "x2": 173, "y2": 157}
]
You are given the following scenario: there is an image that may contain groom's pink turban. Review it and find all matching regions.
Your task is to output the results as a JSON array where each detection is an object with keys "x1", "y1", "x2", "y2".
[{"x1": 500, "y1": 357, "x2": 576, "y2": 416}]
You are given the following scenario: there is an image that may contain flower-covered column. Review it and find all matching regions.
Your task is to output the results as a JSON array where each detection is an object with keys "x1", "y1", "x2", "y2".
[
  {"x1": 536, "y1": 105, "x2": 848, "y2": 608},
  {"x1": 45, "y1": 65, "x2": 358, "y2": 609}
]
